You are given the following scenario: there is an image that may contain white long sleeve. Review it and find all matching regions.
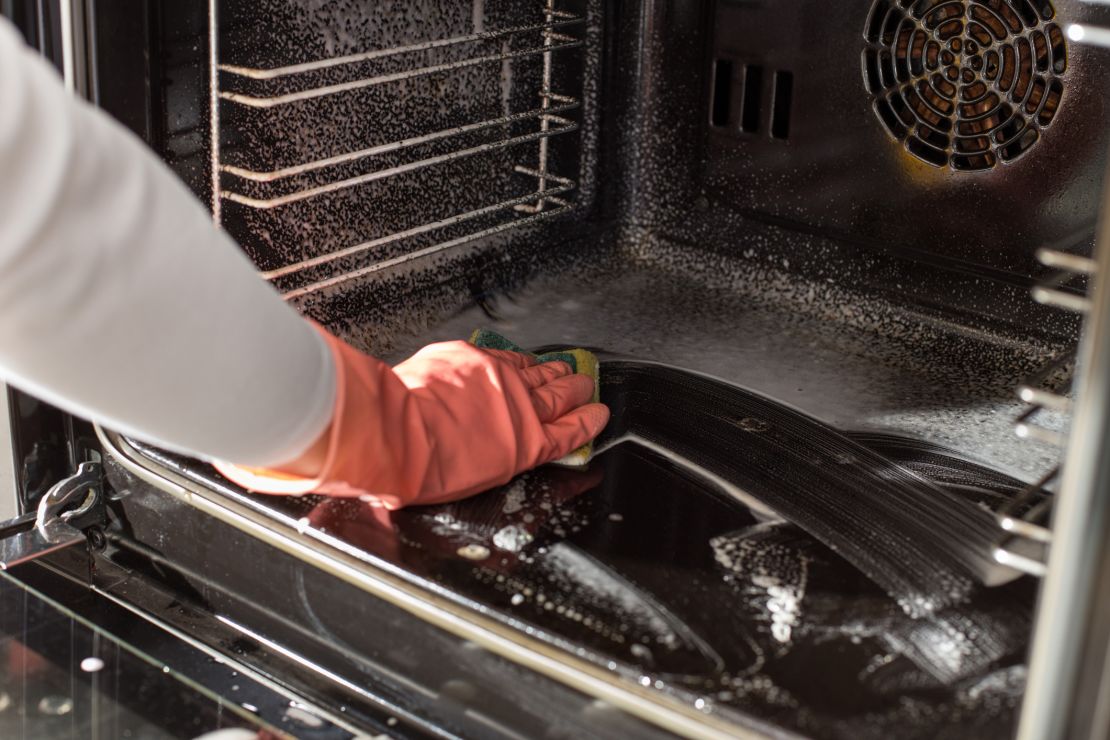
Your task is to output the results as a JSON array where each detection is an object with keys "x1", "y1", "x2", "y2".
[{"x1": 0, "y1": 19, "x2": 336, "y2": 467}]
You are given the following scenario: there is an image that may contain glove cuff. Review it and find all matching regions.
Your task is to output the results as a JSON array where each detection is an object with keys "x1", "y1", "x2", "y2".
[{"x1": 214, "y1": 324, "x2": 405, "y2": 509}]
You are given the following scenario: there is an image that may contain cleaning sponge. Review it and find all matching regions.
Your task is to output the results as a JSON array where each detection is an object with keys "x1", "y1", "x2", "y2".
[{"x1": 469, "y1": 329, "x2": 599, "y2": 467}]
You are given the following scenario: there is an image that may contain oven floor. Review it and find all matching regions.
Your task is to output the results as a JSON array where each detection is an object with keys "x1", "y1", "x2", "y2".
[
  {"x1": 381, "y1": 261, "x2": 1065, "y2": 484},
  {"x1": 120, "y1": 256, "x2": 1059, "y2": 739},
  {"x1": 125, "y1": 362, "x2": 1039, "y2": 739}
]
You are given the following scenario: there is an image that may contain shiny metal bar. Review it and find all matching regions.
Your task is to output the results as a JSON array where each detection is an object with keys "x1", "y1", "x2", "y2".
[
  {"x1": 209, "y1": 0, "x2": 221, "y2": 223},
  {"x1": 993, "y1": 534, "x2": 1048, "y2": 577},
  {"x1": 1014, "y1": 405, "x2": 1069, "y2": 447},
  {"x1": 0, "y1": 520, "x2": 84, "y2": 570},
  {"x1": 999, "y1": 512, "x2": 1052, "y2": 545},
  {"x1": 1033, "y1": 270, "x2": 1094, "y2": 313},
  {"x1": 511, "y1": 165, "x2": 574, "y2": 185},
  {"x1": 222, "y1": 117, "x2": 578, "y2": 209},
  {"x1": 1032, "y1": 287, "x2": 1093, "y2": 314},
  {"x1": 219, "y1": 39, "x2": 583, "y2": 109},
  {"x1": 526, "y1": 0, "x2": 558, "y2": 213},
  {"x1": 222, "y1": 101, "x2": 579, "y2": 182},
  {"x1": 1000, "y1": 497, "x2": 1053, "y2": 537},
  {"x1": 262, "y1": 181, "x2": 575, "y2": 281},
  {"x1": 1067, "y1": 23, "x2": 1110, "y2": 49},
  {"x1": 0, "y1": 386, "x2": 17, "y2": 522},
  {"x1": 1019, "y1": 155, "x2": 1110, "y2": 739},
  {"x1": 1018, "y1": 386, "x2": 1072, "y2": 413},
  {"x1": 1038, "y1": 248, "x2": 1099, "y2": 276},
  {"x1": 217, "y1": 16, "x2": 584, "y2": 80},
  {"x1": 282, "y1": 201, "x2": 573, "y2": 300},
  {"x1": 995, "y1": 468, "x2": 1055, "y2": 575},
  {"x1": 59, "y1": 0, "x2": 75, "y2": 93}
]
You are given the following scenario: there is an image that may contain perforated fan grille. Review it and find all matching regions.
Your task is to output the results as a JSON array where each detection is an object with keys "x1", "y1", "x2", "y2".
[{"x1": 863, "y1": 0, "x2": 1066, "y2": 171}]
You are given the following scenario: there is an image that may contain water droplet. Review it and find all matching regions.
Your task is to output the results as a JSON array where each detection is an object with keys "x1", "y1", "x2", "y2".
[
  {"x1": 457, "y1": 544, "x2": 490, "y2": 560},
  {"x1": 0, "y1": 691, "x2": 9, "y2": 712},
  {"x1": 510, "y1": 593, "x2": 525, "y2": 606},
  {"x1": 387, "y1": 717, "x2": 398, "y2": 726},
  {"x1": 608, "y1": 513, "x2": 624, "y2": 522},
  {"x1": 37, "y1": 696, "x2": 73, "y2": 716},
  {"x1": 241, "y1": 702, "x2": 259, "y2": 714},
  {"x1": 80, "y1": 657, "x2": 104, "y2": 673},
  {"x1": 296, "y1": 517, "x2": 311, "y2": 534}
]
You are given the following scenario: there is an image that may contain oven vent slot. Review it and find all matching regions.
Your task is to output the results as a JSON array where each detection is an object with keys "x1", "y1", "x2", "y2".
[
  {"x1": 993, "y1": 247, "x2": 1093, "y2": 576},
  {"x1": 710, "y1": 59, "x2": 733, "y2": 127},
  {"x1": 209, "y1": 1, "x2": 585, "y2": 299}
]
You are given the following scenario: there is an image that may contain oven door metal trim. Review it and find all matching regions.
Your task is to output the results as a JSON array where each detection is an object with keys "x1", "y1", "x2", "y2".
[
  {"x1": 0, "y1": 386, "x2": 18, "y2": 521},
  {"x1": 96, "y1": 425, "x2": 781, "y2": 740}
]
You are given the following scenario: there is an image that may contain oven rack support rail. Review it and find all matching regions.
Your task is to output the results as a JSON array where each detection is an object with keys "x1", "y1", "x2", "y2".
[
  {"x1": 1018, "y1": 15, "x2": 1110, "y2": 740},
  {"x1": 207, "y1": 0, "x2": 583, "y2": 299},
  {"x1": 992, "y1": 251, "x2": 1082, "y2": 577},
  {"x1": 993, "y1": 240, "x2": 1091, "y2": 576}
]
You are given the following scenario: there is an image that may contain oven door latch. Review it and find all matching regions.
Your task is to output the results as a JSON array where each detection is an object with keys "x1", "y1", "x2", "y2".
[{"x1": 0, "y1": 461, "x2": 104, "y2": 570}]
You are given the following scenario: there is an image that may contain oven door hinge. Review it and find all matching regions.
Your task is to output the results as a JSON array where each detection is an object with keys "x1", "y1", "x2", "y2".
[{"x1": 0, "y1": 461, "x2": 104, "y2": 570}]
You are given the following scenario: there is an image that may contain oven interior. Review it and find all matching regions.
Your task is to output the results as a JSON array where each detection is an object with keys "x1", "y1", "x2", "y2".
[{"x1": 10, "y1": 0, "x2": 1110, "y2": 738}]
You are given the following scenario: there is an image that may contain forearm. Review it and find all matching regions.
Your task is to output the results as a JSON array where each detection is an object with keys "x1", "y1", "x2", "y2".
[{"x1": 0, "y1": 19, "x2": 334, "y2": 466}]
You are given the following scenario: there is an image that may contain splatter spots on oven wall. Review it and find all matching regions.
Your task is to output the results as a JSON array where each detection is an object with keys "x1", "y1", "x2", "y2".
[{"x1": 212, "y1": 0, "x2": 602, "y2": 338}]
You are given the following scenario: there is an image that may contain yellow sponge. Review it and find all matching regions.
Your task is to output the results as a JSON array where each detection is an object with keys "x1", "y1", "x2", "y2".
[{"x1": 469, "y1": 329, "x2": 599, "y2": 467}]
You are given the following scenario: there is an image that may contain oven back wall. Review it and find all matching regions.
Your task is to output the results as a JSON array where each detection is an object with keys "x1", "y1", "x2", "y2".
[{"x1": 618, "y1": 0, "x2": 1110, "y2": 327}]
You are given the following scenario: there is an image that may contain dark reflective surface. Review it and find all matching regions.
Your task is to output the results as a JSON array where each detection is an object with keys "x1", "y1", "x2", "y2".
[
  {"x1": 129, "y1": 360, "x2": 1037, "y2": 739},
  {"x1": 0, "y1": 572, "x2": 267, "y2": 740}
]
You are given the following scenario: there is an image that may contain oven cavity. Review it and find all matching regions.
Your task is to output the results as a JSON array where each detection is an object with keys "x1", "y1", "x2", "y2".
[{"x1": 862, "y1": 0, "x2": 1066, "y2": 171}]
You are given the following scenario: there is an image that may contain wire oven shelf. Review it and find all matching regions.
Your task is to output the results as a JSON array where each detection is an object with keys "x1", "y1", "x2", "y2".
[
  {"x1": 209, "y1": 0, "x2": 583, "y2": 299},
  {"x1": 993, "y1": 247, "x2": 1092, "y2": 576}
]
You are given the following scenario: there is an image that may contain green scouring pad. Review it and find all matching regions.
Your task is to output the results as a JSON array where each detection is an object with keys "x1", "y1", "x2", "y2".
[{"x1": 469, "y1": 329, "x2": 599, "y2": 467}]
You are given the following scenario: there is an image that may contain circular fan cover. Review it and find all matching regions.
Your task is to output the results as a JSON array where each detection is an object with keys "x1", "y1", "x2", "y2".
[{"x1": 863, "y1": 0, "x2": 1067, "y2": 171}]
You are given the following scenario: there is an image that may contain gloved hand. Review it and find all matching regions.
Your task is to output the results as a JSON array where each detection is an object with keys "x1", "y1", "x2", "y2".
[{"x1": 214, "y1": 327, "x2": 610, "y2": 508}]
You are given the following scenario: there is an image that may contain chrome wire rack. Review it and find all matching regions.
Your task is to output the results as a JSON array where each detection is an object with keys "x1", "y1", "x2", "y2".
[
  {"x1": 209, "y1": 0, "x2": 584, "y2": 299},
  {"x1": 993, "y1": 246, "x2": 1092, "y2": 576}
]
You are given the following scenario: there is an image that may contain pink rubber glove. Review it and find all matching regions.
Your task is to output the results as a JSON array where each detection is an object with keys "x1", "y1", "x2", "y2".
[{"x1": 214, "y1": 327, "x2": 610, "y2": 508}]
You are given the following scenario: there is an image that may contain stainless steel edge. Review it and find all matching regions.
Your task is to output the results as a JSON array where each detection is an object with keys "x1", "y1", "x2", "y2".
[
  {"x1": 95, "y1": 425, "x2": 775, "y2": 740},
  {"x1": 58, "y1": 0, "x2": 88, "y2": 98},
  {"x1": 208, "y1": 0, "x2": 221, "y2": 224},
  {"x1": 82, "y1": 576, "x2": 393, "y2": 739},
  {"x1": 1018, "y1": 155, "x2": 1110, "y2": 740},
  {"x1": 0, "y1": 562, "x2": 310, "y2": 737},
  {"x1": 0, "y1": 386, "x2": 18, "y2": 521}
]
